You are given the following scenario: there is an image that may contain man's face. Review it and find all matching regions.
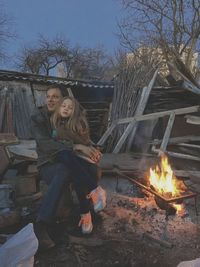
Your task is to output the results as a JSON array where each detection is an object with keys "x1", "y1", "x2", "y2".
[{"x1": 46, "y1": 88, "x2": 62, "y2": 112}]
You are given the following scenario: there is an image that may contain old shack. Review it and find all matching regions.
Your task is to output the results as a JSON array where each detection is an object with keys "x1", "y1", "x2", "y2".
[{"x1": 0, "y1": 69, "x2": 114, "y2": 142}]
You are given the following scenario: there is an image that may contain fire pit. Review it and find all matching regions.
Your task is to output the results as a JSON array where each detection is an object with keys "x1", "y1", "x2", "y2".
[{"x1": 114, "y1": 155, "x2": 198, "y2": 216}]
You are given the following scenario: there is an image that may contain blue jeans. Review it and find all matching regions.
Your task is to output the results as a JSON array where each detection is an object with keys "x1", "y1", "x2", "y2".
[
  {"x1": 55, "y1": 150, "x2": 98, "y2": 191},
  {"x1": 55, "y1": 150, "x2": 99, "y2": 214},
  {"x1": 37, "y1": 162, "x2": 71, "y2": 222},
  {"x1": 37, "y1": 150, "x2": 99, "y2": 221}
]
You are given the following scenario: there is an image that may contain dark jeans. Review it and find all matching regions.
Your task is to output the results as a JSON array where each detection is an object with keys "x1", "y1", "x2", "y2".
[
  {"x1": 55, "y1": 150, "x2": 99, "y2": 214},
  {"x1": 56, "y1": 150, "x2": 98, "y2": 191},
  {"x1": 37, "y1": 162, "x2": 71, "y2": 222},
  {"x1": 37, "y1": 150, "x2": 99, "y2": 221}
]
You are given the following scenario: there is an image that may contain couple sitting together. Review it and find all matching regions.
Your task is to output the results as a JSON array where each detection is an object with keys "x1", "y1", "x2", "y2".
[{"x1": 31, "y1": 86, "x2": 106, "y2": 250}]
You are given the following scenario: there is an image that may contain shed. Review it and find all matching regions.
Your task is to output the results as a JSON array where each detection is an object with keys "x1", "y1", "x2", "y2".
[{"x1": 0, "y1": 70, "x2": 114, "y2": 142}]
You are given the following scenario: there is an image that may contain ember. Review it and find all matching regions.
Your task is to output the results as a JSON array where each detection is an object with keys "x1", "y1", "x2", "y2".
[{"x1": 148, "y1": 155, "x2": 186, "y2": 198}]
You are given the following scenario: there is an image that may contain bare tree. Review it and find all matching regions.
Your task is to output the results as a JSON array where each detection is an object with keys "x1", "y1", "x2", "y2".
[
  {"x1": 17, "y1": 35, "x2": 71, "y2": 76},
  {"x1": 0, "y1": 1, "x2": 14, "y2": 61},
  {"x1": 70, "y1": 46, "x2": 113, "y2": 80},
  {"x1": 17, "y1": 35, "x2": 114, "y2": 80},
  {"x1": 118, "y1": 0, "x2": 200, "y2": 77}
]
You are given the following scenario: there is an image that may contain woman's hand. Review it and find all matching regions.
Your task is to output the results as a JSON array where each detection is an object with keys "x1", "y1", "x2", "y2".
[{"x1": 73, "y1": 144, "x2": 102, "y2": 163}]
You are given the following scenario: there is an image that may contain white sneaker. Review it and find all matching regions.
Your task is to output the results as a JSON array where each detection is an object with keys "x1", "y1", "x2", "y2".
[
  {"x1": 78, "y1": 212, "x2": 93, "y2": 234},
  {"x1": 87, "y1": 186, "x2": 107, "y2": 213}
]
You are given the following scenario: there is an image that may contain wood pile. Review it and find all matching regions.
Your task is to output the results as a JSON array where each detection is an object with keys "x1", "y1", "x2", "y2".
[{"x1": 106, "y1": 56, "x2": 158, "y2": 152}]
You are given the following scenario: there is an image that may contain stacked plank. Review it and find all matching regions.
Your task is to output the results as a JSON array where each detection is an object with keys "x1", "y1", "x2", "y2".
[{"x1": 106, "y1": 55, "x2": 159, "y2": 152}]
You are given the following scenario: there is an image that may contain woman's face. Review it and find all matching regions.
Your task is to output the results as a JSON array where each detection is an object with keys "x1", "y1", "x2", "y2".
[{"x1": 59, "y1": 99, "x2": 74, "y2": 118}]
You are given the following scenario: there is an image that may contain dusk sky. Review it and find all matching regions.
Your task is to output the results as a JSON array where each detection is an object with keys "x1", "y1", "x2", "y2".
[{"x1": 2, "y1": 0, "x2": 124, "y2": 69}]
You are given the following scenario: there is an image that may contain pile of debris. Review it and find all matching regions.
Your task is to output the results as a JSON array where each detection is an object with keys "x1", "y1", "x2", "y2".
[{"x1": 0, "y1": 133, "x2": 40, "y2": 230}]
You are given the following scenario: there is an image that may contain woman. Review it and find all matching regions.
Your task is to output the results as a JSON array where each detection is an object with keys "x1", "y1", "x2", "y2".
[{"x1": 51, "y1": 96, "x2": 106, "y2": 234}]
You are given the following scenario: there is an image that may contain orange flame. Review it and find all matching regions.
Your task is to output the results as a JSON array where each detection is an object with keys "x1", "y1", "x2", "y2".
[{"x1": 149, "y1": 155, "x2": 181, "y2": 197}]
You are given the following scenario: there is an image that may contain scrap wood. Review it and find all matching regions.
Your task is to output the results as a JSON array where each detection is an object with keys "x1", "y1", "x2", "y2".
[
  {"x1": 143, "y1": 233, "x2": 173, "y2": 249},
  {"x1": 152, "y1": 135, "x2": 200, "y2": 145},
  {"x1": 7, "y1": 146, "x2": 38, "y2": 160},
  {"x1": 178, "y1": 146, "x2": 200, "y2": 157},
  {"x1": 72, "y1": 246, "x2": 83, "y2": 267},
  {"x1": 174, "y1": 170, "x2": 200, "y2": 178},
  {"x1": 0, "y1": 133, "x2": 19, "y2": 145},
  {"x1": 185, "y1": 115, "x2": 200, "y2": 125},
  {"x1": 152, "y1": 146, "x2": 200, "y2": 162},
  {"x1": 69, "y1": 235, "x2": 137, "y2": 247},
  {"x1": 113, "y1": 69, "x2": 159, "y2": 153},
  {"x1": 189, "y1": 175, "x2": 200, "y2": 184},
  {"x1": 69, "y1": 235, "x2": 104, "y2": 247},
  {"x1": 176, "y1": 143, "x2": 200, "y2": 149}
]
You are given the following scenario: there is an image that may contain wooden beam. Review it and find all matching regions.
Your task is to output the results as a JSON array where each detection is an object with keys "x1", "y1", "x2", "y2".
[
  {"x1": 113, "y1": 69, "x2": 159, "y2": 153},
  {"x1": 176, "y1": 143, "x2": 200, "y2": 149},
  {"x1": 116, "y1": 105, "x2": 199, "y2": 125},
  {"x1": 185, "y1": 115, "x2": 200, "y2": 125},
  {"x1": 174, "y1": 170, "x2": 200, "y2": 178},
  {"x1": 0, "y1": 89, "x2": 6, "y2": 131},
  {"x1": 97, "y1": 123, "x2": 116, "y2": 146},
  {"x1": 152, "y1": 146, "x2": 200, "y2": 162},
  {"x1": 113, "y1": 121, "x2": 135, "y2": 153},
  {"x1": 152, "y1": 135, "x2": 200, "y2": 145},
  {"x1": 159, "y1": 113, "x2": 175, "y2": 154}
]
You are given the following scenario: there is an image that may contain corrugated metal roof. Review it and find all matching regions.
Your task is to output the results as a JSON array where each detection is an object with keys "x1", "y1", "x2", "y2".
[{"x1": 0, "y1": 69, "x2": 114, "y2": 89}]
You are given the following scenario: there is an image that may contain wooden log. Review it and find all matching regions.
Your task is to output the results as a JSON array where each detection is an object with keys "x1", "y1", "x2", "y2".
[
  {"x1": 69, "y1": 236, "x2": 104, "y2": 247},
  {"x1": 69, "y1": 235, "x2": 138, "y2": 247}
]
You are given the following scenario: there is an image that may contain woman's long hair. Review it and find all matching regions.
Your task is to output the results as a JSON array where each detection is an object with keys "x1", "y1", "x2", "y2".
[{"x1": 51, "y1": 96, "x2": 89, "y2": 135}]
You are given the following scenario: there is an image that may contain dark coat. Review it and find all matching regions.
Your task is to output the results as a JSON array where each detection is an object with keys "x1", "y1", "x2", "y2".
[{"x1": 30, "y1": 106, "x2": 73, "y2": 167}]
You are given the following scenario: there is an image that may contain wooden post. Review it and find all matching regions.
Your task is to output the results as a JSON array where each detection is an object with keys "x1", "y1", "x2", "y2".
[
  {"x1": 113, "y1": 121, "x2": 135, "y2": 153},
  {"x1": 97, "y1": 123, "x2": 116, "y2": 146},
  {"x1": 159, "y1": 112, "x2": 175, "y2": 154}
]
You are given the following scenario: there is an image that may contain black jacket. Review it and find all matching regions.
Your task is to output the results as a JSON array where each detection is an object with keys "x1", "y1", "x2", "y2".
[{"x1": 30, "y1": 106, "x2": 73, "y2": 167}]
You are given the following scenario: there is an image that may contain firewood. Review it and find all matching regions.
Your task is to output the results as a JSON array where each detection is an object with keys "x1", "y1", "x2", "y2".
[
  {"x1": 143, "y1": 233, "x2": 173, "y2": 248},
  {"x1": 69, "y1": 235, "x2": 138, "y2": 247},
  {"x1": 69, "y1": 236, "x2": 104, "y2": 247}
]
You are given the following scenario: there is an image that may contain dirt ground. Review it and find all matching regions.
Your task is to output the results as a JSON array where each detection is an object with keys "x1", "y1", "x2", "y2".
[{"x1": 34, "y1": 178, "x2": 200, "y2": 267}]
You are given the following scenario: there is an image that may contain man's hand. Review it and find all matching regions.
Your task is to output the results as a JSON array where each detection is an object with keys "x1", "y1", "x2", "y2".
[{"x1": 73, "y1": 144, "x2": 102, "y2": 163}]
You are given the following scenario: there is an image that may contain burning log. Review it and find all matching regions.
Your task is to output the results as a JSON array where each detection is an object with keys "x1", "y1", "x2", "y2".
[
  {"x1": 154, "y1": 196, "x2": 176, "y2": 216},
  {"x1": 114, "y1": 154, "x2": 197, "y2": 215}
]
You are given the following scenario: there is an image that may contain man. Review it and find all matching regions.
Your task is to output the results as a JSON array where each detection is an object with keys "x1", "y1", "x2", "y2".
[{"x1": 31, "y1": 86, "x2": 100, "y2": 250}]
